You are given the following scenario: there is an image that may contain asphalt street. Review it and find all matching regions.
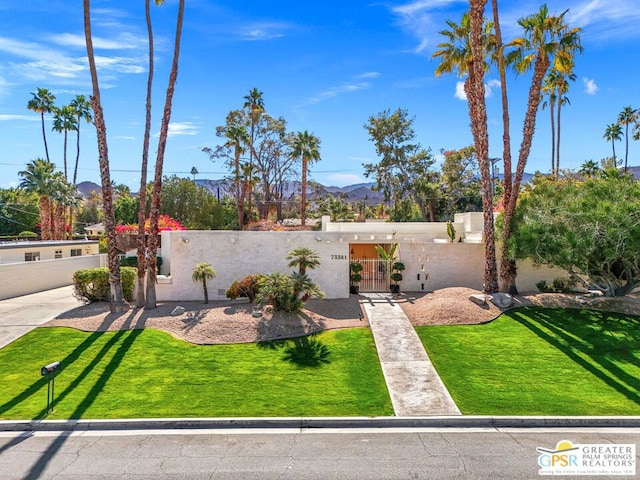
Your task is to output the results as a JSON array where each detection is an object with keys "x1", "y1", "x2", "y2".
[{"x1": 0, "y1": 427, "x2": 638, "y2": 479}]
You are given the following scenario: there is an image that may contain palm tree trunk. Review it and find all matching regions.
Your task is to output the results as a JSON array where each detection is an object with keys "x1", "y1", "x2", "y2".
[
  {"x1": 203, "y1": 279, "x2": 209, "y2": 304},
  {"x1": 624, "y1": 124, "x2": 629, "y2": 173},
  {"x1": 556, "y1": 100, "x2": 562, "y2": 175},
  {"x1": 73, "y1": 121, "x2": 81, "y2": 184},
  {"x1": 63, "y1": 132, "x2": 68, "y2": 180},
  {"x1": 468, "y1": 0, "x2": 498, "y2": 293},
  {"x1": 235, "y1": 148, "x2": 242, "y2": 229},
  {"x1": 84, "y1": 0, "x2": 127, "y2": 314},
  {"x1": 136, "y1": 0, "x2": 155, "y2": 308},
  {"x1": 41, "y1": 112, "x2": 50, "y2": 163},
  {"x1": 39, "y1": 195, "x2": 50, "y2": 240},
  {"x1": 146, "y1": 0, "x2": 185, "y2": 309},
  {"x1": 550, "y1": 100, "x2": 556, "y2": 176},
  {"x1": 301, "y1": 156, "x2": 307, "y2": 226},
  {"x1": 612, "y1": 140, "x2": 616, "y2": 162}
]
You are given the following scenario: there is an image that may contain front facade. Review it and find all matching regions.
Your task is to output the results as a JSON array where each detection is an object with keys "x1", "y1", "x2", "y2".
[
  {"x1": 154, "y1": 213, "x2": 564, "y2": 301},
  {"x1": 0, "y1": 239, "x2": 99, "y2": 264}
]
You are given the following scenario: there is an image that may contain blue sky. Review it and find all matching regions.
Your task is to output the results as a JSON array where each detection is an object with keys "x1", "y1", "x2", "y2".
[{"x1": 0, "y1": 0, "x2": 639, "y2": 189}]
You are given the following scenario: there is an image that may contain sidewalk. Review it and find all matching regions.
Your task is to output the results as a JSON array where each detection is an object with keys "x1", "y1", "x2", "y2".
[
  {"x1": 0, "y1": 285, "x2": 83, "y2": 349},
  {"x1": 360, "y1": 293, "x2": 461, "y2": 416}
]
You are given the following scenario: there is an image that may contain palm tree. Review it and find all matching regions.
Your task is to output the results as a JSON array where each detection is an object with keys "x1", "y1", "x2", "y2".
[
  {"x1": 554, "y1": 70, "x2": 576, "y2": 174},
  {"x1": 146, "y1": 0, "x2": 185, "y2": 309},
  {"x1": 286, "y1": 247, "x2": 320, "y2": 275},
  {"x1": 603, "y1": 123, "x2": 623, "y2": 163},
  {"x1": 69, "y1": 95, "x2": 93, "y2": 185},
  {"x1": 242, "y1": 88, "x2": 264, "y2": 222},
  {"x1": 434, "y1": 6, "x2": 499, "y2": 293},
  {"x1": 541, "y1": 70, "x2": 558, "y2": 173},
  {"x1": 617, "y1": 105, "x2": 638, "y2": 173},
  {"x1": 52, "y1": 105, "x2": 78, "y2": 181},
  {"x1": 27, "y1": 88, "x2": 56, "y2": 163},
  {"x1": 291, "y1": 131, "x2": 321, "y2": 227},
  {"x1": 498, "y1": 4, "x2": 582, "y2": 293},
  {"x1": 224, "y1": 124, "x2": 250, "y2": 228},
  {"x1": 579, "y1": 160, "x2": 599, "y2": 178},
  {"x1": 192, "y1": 262, "x2": 216, "y2": 304},
  {"x1": 84, "y1": 0, "x2": 127, "y2": 313},
  {"x1": 18, "y1": 158, "x2": 55, "y2": 240}
]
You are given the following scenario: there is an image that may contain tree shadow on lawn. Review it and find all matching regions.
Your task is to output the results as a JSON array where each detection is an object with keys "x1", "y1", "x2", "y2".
[
  {"x1": 22, "y1": 314, "x2": 144, "y2": 480},
  {"x1": 258, "y1": 335, "x2": 331, "y2": 368},
  {"x1": 509, "y1": 307, "x2": 640, "y2": 405}
]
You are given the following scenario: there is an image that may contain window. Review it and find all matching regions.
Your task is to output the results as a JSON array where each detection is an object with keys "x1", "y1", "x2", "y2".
[
  {"x1": 55, "y1": 250, "x2": 62, "y2": 259},
  {"x1": 25, "y1": 252, "x2": 40, "y2": 262},
  {"x1": 70, "y1": 249, "x2": 82, "y2": 257}
]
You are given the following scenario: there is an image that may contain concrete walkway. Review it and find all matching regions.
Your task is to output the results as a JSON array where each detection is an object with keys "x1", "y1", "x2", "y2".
[
  {"x1": 0, "y1": 285, "x2": 83, "y2": 349},
  {"x1": 360, "y1": 293, "x2": 461, "y2": 416}
]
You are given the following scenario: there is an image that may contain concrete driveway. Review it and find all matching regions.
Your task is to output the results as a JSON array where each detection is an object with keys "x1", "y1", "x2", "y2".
[{"x1": 0, "y1": 286, "x2": 82, "y2": 349}]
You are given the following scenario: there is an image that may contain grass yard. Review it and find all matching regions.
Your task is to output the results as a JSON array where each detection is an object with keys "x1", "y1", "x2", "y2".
[
  {"x1": 416, "y1": 307, "x2": 640, "y2": 415},
  {"x1": 0, "y1": 327, "x2": 393, "y2": 420}
]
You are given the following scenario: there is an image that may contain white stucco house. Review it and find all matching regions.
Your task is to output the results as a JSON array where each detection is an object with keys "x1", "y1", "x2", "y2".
[{"x1": 153, "y1": 212, "x2": 563, "y2": 302}]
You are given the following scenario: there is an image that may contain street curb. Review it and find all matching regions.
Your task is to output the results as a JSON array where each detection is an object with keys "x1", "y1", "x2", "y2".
[{"x1": 1, "y1": 416, "x2": 639, "y2": 432}]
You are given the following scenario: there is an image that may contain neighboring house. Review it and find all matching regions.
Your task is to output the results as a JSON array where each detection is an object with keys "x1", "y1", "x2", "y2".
[
  {"x1": 84, "y1": 223, "x2": 105, "y2": 237},
  {"x1": 0, "y1": 240, "x2": 99, "y2": 265}
]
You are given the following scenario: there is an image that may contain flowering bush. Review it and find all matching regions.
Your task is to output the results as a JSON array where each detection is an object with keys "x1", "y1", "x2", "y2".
[
  {"x1": 226, "y1": 274, "x2": 266, "y2": 303},
  {"x1": 116, "y1": 215, "x2": 185, "y2": 234}
]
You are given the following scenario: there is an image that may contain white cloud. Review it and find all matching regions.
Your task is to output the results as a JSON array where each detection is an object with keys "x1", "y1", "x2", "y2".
[
  {"x1": 50, "y1": 32, "x2": 146, "y2": 51},
  {"x1": 166, "y1": 122, "x2": 200, "y2": 137},
  {"x1": 326, "y1": 173, "x2": 364, "y2": 186},
  {"x1": 583, "y1": 77, "x2": 598, "y2": 95},
  {"x1": 238, "y1": 22, "x2": 295, "y2": 41},
  {"x1": 0, "y1": 114, "x2": 38, "y2": 121},
  {"x1": 358, "y1": 72, "x2": 381, "y2": 79},
  {"x1": 454, "y1": 81, "x2": 467, "y2": 100},
  {"x1": 303, "y1": 82, "x2": 371, "y2": 106}
]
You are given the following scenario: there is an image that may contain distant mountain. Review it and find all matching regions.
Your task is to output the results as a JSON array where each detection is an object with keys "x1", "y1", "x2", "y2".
[{"x1": 76, "y1": 181, "x2": 101, "y2": 198}]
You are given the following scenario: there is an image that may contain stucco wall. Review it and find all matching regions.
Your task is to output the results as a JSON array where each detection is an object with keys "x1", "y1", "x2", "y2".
[
  {"x1": 0, "y1": 255, "x2": 103, "y2": 300},
  {"x1": 0, "y1": 240, "x2": 99, "y2": 264}
]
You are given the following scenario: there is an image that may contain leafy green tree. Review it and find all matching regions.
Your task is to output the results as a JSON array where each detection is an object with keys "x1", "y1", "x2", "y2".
[
  {"x1": 316, "y1": 195, "x2": 355, "y2": 222},
  {"x1": 603, "y1": 123, "x2": 623, "y2": 164},
  {"x1": 440, "y1": 146, "x2": 481, "y2": 218},
  {"x1": 192, "y1": 262, "x2": 216, "y2": 304},
  {"x1": 114, "y1": 192, "x2": 139, "y2": 225},
  {"x1": 159, "y1": 175, "x2": 219, "y2": 229},
  {"x1": 507, "y1": 175, "x2": 640, "y2": 296},
  {"x1": 27, "y1": 88, "x2": 56, "y2": 163},
  {"x1": 52, "y1": 104, "x2": 78, "y2": 180},
  {"x1": 363, "y1": 108, "x2": 438, "y2": 222},
  {"x1": 0, "y1": 188, "x2": 39, "y2": 236},
  {"x1": 291, "y1": 131, "x2": 321, "y2": 226}
]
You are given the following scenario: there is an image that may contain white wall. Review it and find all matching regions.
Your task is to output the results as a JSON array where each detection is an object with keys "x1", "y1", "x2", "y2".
[
  {"x1": 0, "y1": 255, "x2": 102, "y2": 300},
  {"x1": 0, "y1": 240, "x2": 99, "y2": 264}
]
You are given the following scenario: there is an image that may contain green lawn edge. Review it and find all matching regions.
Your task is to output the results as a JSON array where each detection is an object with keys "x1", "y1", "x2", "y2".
[
  {"x1": 416, "y1": 306, "x2": 640, "y2": 416},
  {"x1": 0, "y1": 327, "x2": 393, "y2": 420}
]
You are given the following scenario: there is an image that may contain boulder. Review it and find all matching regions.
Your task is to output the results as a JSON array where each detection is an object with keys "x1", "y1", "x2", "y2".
[
  {"x1": 171, "y1": 306, "x2": 186, "y2": 316},
  {"x1": 490, "y1": 293, "x2": 514, "y2": 308},
  {"x1": 469, "y1": 294, "x2": 487, "y2": 306},
  {"x1": 252, "y1": 309, "x2": 263, "y2": 318},
  {"x1": 587, "y1": 290, "x2": 604, "y2": 298}
]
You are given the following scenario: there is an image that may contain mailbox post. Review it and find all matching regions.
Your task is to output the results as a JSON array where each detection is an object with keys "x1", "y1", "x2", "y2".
[{"x1": 41, "y1": 361, "x2": 60, "y2": 414}]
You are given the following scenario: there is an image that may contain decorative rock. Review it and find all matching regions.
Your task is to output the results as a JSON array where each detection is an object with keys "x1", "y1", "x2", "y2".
[
  {"x1": 252, "y1": 310, "x2": 263, "y2": 318},
  {"x1": 490, "y1": 293, "x2": 514, "y2": 308},
  {"x1": 587, "y1": 290, "x2": 604, "y2": 297},
  {"x1": 171, "y1": 306, "x2": 186, "y2": 316},
  {"x1": 469, "y1": 294, "x2": 487, "y2": 306}
]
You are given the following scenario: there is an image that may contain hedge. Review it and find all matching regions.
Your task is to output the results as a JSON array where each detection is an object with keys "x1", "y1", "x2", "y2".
[{"x1": 73, "y1": 267, "x2": 137, "y2": 303}]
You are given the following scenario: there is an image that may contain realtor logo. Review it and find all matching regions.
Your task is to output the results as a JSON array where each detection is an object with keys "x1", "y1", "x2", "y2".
[{"x1": 537, "y1": 440, "x2": 636, "y2": 476}]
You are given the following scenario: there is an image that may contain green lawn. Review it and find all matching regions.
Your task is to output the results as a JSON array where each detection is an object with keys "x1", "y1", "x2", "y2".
[
  {"x1": 416, "y1": 307, "x2": 640, "y2": 415},
  {"x1": 0, "y1": 327, "x2": 393, "y2": 420}
]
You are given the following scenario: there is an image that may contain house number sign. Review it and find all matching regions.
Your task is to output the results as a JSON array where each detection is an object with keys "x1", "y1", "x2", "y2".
[{"x1": 330, "y1": 255, "x2": 348, "y2": 260}]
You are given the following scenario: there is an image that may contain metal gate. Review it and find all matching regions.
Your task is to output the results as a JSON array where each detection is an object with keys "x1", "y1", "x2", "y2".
[{"x1": 353, "y1": 258, "x2": 390, "y2": 292}]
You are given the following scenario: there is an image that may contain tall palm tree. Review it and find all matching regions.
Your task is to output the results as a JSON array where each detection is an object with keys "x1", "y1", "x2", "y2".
[
  {"x1": 554, "y1": 70, "x2": 576, "y2": 174},
  {"x1": 146, "y1": 0, "x2": 185, "y2": 309},
  {"x1": 18, "y1": 158, "x2": 55, "y2": 240},
  {"x1": 83, "y1": 0, "x2": 127, "y2": 313},
  {"x1": 135, "y1": 0, "x2": 164, "y2": 308},
  {"x1": 224, "y1": 124, "x2": 250, "y2": 228},
  {"x1": 242, "y1": 88, "x2": 264, "y2": 223},
  {"x1": 617, "y1": 105, "x2": 638, "y2": 173},
  {"x1": 498, "y1": 4, "x2": 581, "y2": 293},
  {"x1": 52, "y1": 105, "x2": 78, "y2": 181},
  {"x1": 434, "y1": 6, "x2": 499, "y2": 293},
  {"x1": 291, "y1": 131, "x2": 321, "y2": 227},
  {"x1": 603, "y1": 123, "x2": 623, "y2": 163},
  {"x1": 541, "y1": 70, "x2": 559, "y2": 174},
  {"x1": 69, "y1": 95, "x2": 93, "y2": 185},
  {"x1": 192, "y1": 262, "x2": 216, "y2": 304},
  {"x1": 27, "y1": 88, "x2": 56, "y2": 163}
]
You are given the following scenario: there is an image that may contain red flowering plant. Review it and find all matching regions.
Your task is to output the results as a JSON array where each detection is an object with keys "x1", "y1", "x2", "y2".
[{"x1": 116, "y1": 215, "x2": 186, "y2": 234}]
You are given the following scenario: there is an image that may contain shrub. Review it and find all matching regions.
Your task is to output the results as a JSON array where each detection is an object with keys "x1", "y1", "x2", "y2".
[
  {"x1": 73, "y1": 267, "x2": 137, "y2": 303},
  {"x1": 18, "y1": 231, "x2": 38, "y2": 238},
  {"x1": 226, "y1": 274, "x2": 265, "y2": 302},
  {"x1": 536, "y1": 280, "x2": 551, "y2": 293},
  {"x1": 256, "y1": 272, "x2": 324, "y2": 312},
  {"x1": 119, "y1": 256, "x2": 163, "y2": 272},
  {"x1": 536, "y1": 277, "x2": 576, "y2": 294}
]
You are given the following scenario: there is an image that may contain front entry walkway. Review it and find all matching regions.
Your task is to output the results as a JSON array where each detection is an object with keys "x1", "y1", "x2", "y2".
[{"x1": 360, "y1": 293, "x2": 461, "y2": 416}]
